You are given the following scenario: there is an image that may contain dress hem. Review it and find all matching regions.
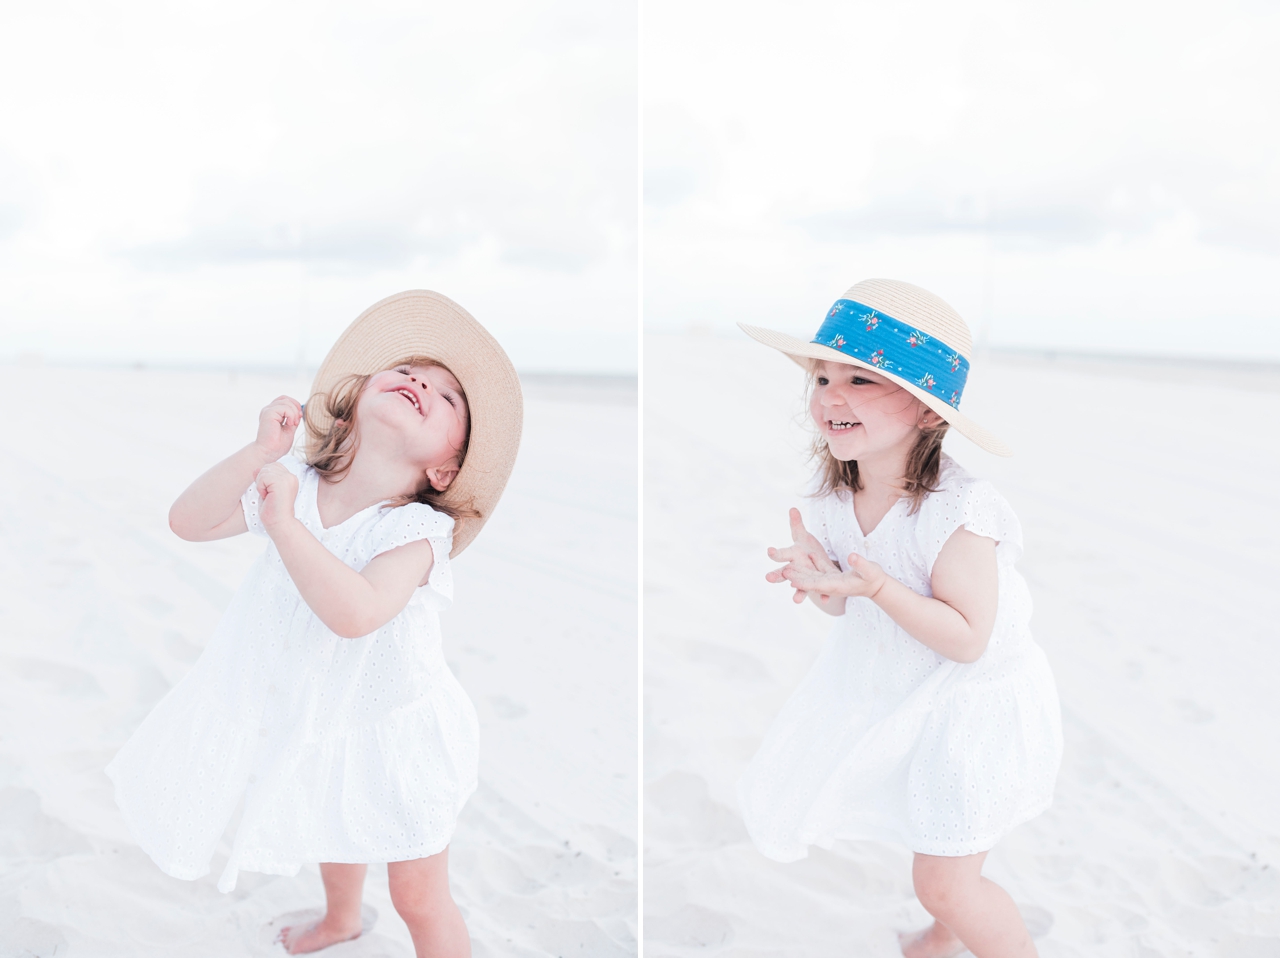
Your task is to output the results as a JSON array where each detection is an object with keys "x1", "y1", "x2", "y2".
[
  {"x1": 105, "y1": 760, "x2": 214, "y2": 883},
  {"x1": 750, "y1": 794, "x2": 1056, "y2": 863}
]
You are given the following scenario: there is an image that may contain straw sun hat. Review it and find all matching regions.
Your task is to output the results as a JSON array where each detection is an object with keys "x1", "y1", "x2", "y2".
[
  {"x1": 739, "y1": 278, "x2": 1011, "y2": 457},
  {"x1": 307, "y1": 290, "x2": 524, "y2": 556}
]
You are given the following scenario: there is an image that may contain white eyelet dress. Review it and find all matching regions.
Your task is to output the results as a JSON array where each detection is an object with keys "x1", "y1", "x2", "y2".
[
  {"x1": 105, "y1": 456, "x2": 478, "y2": 892},
  {"x1": 738, "y1": 455, "x2": 1062, "y2": 860}
]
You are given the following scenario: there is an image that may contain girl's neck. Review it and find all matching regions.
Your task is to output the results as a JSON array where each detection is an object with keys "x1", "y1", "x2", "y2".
[
  {"x1": 317, "y1": 444, "x2": 422, "y2": 527},
  {"x1": 851, "y1": 444, "x2": 914, "y2": 537}
]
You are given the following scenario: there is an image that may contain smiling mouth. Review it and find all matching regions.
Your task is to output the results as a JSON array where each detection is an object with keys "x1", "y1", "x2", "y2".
[
  {"x1": 391, "y1": 387, "x2": 422, "y2": 415},
  {"x1": 828, "y1": 420, "x2": 860, "y2": 433}
]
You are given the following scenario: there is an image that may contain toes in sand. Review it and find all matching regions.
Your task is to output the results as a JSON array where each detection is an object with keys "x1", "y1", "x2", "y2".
[
  {"x1": 277, "y1": 919, "x2": 363, "y2": 954},
  {"x1": 897, "y1": 923, "x2": 967, "y2": 958}
]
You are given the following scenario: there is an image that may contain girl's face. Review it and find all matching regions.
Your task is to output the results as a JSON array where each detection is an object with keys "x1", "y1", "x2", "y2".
[
  {"x1": 357, "y1": 363, "x2": 470, "y2": 490},
  {"x1": 809, "y1": 360, "x2": 924, "y2": 462}
]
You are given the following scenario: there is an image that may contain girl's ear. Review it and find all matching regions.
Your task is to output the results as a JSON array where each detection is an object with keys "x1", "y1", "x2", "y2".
[{"x1": 425, "y1": 461, "x2": 460, "y2": 492}]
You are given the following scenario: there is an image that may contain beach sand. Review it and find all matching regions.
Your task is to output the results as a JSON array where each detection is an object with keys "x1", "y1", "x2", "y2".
[
  {"x1": 643, "y1": 332, "x2": 1279, "y2": 956},
  {"x1": 0, "y1": 365, "x2": 636, "y2": 957}
]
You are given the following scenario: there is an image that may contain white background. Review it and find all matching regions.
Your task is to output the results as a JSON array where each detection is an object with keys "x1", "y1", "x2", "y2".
[
  {"x1": 644, "y1": 0, "x2": 1280, "y2": 360},
  {"x1": 0, "y1": 0, "x2": 637, "y2": 373}
]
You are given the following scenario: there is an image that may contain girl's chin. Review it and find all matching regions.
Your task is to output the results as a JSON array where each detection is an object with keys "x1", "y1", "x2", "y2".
[{"x1": 824, "y1": 437, "x2": 862, "y2": 461}]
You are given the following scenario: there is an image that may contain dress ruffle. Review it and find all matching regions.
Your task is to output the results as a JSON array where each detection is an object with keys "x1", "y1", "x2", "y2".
[
  {"x1": 739, "y1": 637, "x2": 1060, "y2": 860},
  {"x1": 222, "y1": 676, "x2": 477, "y2": 890}
]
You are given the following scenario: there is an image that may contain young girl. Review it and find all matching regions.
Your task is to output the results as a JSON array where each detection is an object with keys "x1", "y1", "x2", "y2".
[
  {"x1": 105, "y1": 291, "x2": 523, "y2": 957},
  {"x1": 737, "y1": 279, "x2": 1062, "y2": 958}
]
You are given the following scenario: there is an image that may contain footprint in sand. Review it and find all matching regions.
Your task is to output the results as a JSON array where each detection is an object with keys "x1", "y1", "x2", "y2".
[{"x1": 490, "y1": 694, "x2": 530, "y2": 720}]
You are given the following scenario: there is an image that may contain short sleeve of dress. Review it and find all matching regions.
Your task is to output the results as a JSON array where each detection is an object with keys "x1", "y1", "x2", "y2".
[
  {"x1": 915, "y1": 477, "x2": 1023, "y2": 573},
  {"x1": 240, "y1": 454, "x2": 310, "y2": 538},
  {"x1": 362, "y1": 503, "x2": 456, "y2": 611}
]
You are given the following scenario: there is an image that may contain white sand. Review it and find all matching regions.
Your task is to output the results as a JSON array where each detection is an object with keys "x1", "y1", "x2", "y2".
[
  {"x1": 644, "y1": 332, "x2": 1280, "y2": 956},
  {"x1": 0, "y1": 365, "x2": 636, "y2": 957}
]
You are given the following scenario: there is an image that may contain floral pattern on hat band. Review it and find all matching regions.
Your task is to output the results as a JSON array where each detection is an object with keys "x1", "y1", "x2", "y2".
[{"x1": 811, "y1": 299, "x2": 970, "y2": 408}]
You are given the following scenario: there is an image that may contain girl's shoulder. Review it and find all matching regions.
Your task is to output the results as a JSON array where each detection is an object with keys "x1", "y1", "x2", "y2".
[
  {"x1": 926, "y1": 453, "x2": 1005, "y2": 501},
  {"x1": 914, "y1": 454, "x2": 1023, "y2": 567},
  {"x1": 367, "y1": 502, "x2": 456, "y2": 609},
  {"x1": 361, "y1": 500, "x2": 456, "y2": 558}
]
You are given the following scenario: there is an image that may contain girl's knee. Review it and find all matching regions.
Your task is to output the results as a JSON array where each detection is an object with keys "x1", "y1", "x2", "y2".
[
  {"x1": 911, "y1": 856, "x2": 973, "y2": 922},
  {"x1": 388, "y1": 855, "x2": 453, "y2": 923}
]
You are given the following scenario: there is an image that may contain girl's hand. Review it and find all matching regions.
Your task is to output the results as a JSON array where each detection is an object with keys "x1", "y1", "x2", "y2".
[
  {"x1": 782, "y1": 551, "x2": 888, "y2": 600},
  {"x1": 255, "y1": 461, "x2": 299, "y2": 534},
  {"x1": 765, "y1": 508, "x2": 841, "y2": 604},
  {"x1": 254, "y1": 396, "x2": 304, "y2": 462}
]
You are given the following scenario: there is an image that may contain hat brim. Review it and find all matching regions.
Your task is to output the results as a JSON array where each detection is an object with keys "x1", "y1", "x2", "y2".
[
  {"x1": 738, "y1": 323, "x2": 1012, "y2": 457},
  {"x1": 308, "y1": 290, "x2": 524, "y2": 556}
]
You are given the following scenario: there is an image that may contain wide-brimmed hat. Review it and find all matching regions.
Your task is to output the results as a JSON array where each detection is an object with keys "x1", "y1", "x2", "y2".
[
  {"x1": 307, "y1": 290, "x2": 524, "y2": 555},
  {"x1": 739, "y1": 278, "x2": 1011, "y2": 457}
]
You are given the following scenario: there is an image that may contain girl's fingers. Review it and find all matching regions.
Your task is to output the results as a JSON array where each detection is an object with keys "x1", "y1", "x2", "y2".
[
  {"x1": 803, "y1": 551, "x2": 830, "y2": 571},
  {"x1": 770, "y1": 543, "x2": 805, "y2": 563},
  {"x1": 789, "y1": 568, "x2": 843, "y2": 593},
  {"x1": 782, "y1": 566, "x2": 817, "y2": 586},
  {"x1": 788, "y1": 508, "x2": 814, "y2": 544}
]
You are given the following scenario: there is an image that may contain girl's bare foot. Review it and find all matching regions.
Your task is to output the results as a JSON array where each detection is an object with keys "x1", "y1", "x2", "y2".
[
  {"x1": 898, "y1": 920, "x2": 967, "y2": 958},
  {"x1": 278, "y1": 916, "x2": 363, "y2": 954}
]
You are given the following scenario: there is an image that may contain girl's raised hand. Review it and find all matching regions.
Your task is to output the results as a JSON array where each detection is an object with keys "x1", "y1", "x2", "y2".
[
  {"x1": 782, "y1": 551, "x2": 888, "y2": 601},
  {"x1": 254, "y1": 396, "x2": 304, "y2": 462},
  {"x1": 766, "y1": 508, "x2": 840, "y2": 604},
  {"x1": 255, "y1": 461, "x2": 299, "y2": 534}
]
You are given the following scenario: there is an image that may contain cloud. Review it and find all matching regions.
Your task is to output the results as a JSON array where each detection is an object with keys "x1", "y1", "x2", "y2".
[
  {"x1": 4, "y1": 1, "x2": 636, "y2": 277},
  {"x1": 643, "y1": 103, "x2": 718, "y2": 210},
  {"x1": 797, "y1": 148, "x2": 1280, "y2": 253},
  {"x1": 124, "y1": 168, "x2": 619, "y2": 274},
  {"x1": 0, "y1": 150, "x2": 34, "y2": 244},
  {"x1": 0, "y1": 0, "x2": 638, "y2": 370}
]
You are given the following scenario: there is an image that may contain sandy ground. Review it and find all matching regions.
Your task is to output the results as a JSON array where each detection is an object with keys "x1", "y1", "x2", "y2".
[
  {"x1": 644, "y1": 331, "x2": 1280, "y2": 957},
  {"x1": 0, "y1": 365, "x2": 637, "y2": 957}
]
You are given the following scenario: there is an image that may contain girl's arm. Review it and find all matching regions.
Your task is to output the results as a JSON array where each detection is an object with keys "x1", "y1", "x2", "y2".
[
  {"x1": 169, "y1": 396, "x2": 303, "y2": 541},
  {"x1": 255, "y1": 463, "x2": 436, "y2": 639},
  {"x1": 776, "y1": 522, "x2": 999, "y2": 663}
]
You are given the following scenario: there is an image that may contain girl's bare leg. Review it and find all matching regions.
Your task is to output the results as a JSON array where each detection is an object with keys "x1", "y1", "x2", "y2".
[
  {"x1": 280, "y1": 863, "x2": 368, "y2": 954},
  {"x1": 388, "y1": 848, "x2": 471, "y2": 958},
  {"x1": 900, "y1": 851, "x2": 1037, "y2": 958}
]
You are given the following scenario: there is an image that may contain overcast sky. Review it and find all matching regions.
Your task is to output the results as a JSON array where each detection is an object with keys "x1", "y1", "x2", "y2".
[
  {"x1": 644, "y1": 0, "x2": 1280, "y2": 361},
  {"x1": 0, "y1": 0, "x2": 637, "y2": 373}
]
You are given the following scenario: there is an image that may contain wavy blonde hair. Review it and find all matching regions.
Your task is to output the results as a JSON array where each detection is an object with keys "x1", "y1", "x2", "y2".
[
  {"x1": 303, "y1": 355, "x2": 481, "y2": 521},
  {"x1": 807, "y1": 366, "x2": 949, "y2": 514}
]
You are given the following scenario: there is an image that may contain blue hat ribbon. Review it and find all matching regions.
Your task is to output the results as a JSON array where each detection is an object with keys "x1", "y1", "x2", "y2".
[{"x1": 810, "y1": 299, "x2": 970, "y2": 408}]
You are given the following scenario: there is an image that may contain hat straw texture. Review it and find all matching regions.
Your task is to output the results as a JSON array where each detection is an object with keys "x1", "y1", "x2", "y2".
[
  {"x1": 739, "y1": 278, "x2": 1011, "y2": 457},
  {"x1": 308, "y1": 290, "x2": 524, "y2": 555}
]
